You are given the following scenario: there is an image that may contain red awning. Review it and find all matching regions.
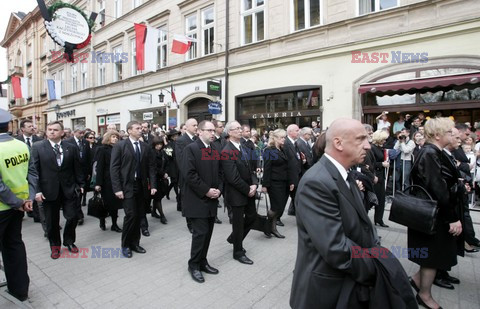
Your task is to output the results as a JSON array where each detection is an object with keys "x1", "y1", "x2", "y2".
[{"x1": 358, "y1": 72, "x2": 480, "y2": 95}]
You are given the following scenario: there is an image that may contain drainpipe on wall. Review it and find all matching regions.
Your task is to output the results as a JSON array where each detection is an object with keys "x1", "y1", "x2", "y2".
[{"x1": 224, "y1": 0, "x2": 230, "y2": 122}]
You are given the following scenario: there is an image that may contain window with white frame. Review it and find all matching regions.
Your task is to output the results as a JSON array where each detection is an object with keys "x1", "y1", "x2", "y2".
[
  {"x1": 201, "y1": 7, "x2": 215, "y2": 56},
  {"x1": 114, "y1": 0, "x2": 122, "y2": 18},
  {"x1": 157, "y1": 27, "x2": 168, "y2": 69},
  {"x1": 186, "y1": 14, "x2": 198, "y2": 60},
  {"x1": 59, "y1": 69, "x2": 65, "y2": 94},
  {"x1": 51, "y1": 72, "x2": 56, "y2": 82},
  {"x1": 98, "y1": 59, "x2": 106, "y2": 86},
  {"x1": 71, "y1": 64, "x2": 77, "y2": 93},
  {"x1": 131, "y1": 39, "x2": 138, "y2": 76},
  {"x1": 291, "y1": 0, "x2": 321, "y2": 31},
  {"x1": 113, "y1": 45, "x2": 123, "y2": 82},
  {"x1": 358, "y1": 0, "x2": 398, "y2": 15},
  {"x1": 241, "y1": 0, "x2": 265, "y2": 45},
  {"x1": 28, "y1": 75, "x2": 32, "y2": 99},
  {"x1": 42, "y1": 71, "x2": 47, "y2": 93},
  {"x1": 133, "y1": 0, "x2": 142, "y2": 9},
  {"x1": 41, "y1": 35, "x2": 47, "y2": 55},
  {"x1": 81, "y1": 62, "x2": 88, "y2": 90},
  {"x1": 98, "y1": 0, "x2": 106, "y2": 27}
]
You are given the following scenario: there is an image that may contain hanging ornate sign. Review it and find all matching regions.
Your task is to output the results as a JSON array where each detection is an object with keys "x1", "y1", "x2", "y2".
[
  {"x1": 38, "y1": 0, "x2": 96, "y2": 62},
  {"x1": 208, "y1": 101, "x2": 222, "y2": 114}
]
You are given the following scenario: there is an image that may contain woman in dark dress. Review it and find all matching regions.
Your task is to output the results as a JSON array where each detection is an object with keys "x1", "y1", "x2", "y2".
[
  {"x1": 261, "y1": 129, "x2": 289, "y2": 239},
  {"x1": 94, "y1": 131, "x2": 122, "y2": 232},
  {"x1": 163, "y1": 129, "x2": 181, "y2": 209},
  {"x1": 370, "y1": 130, "x2": 390, "y2": 227},
  {"x1": 151, "y1": 138, "x2": 169, "y2": 224},
  {"x1": 409, "y1": 117, "x2": 462, "y2": 309}
]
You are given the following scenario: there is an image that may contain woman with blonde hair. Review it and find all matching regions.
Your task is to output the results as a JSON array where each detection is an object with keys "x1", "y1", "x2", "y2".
[
  {"x1": 371, "y1": 130, "x2": 390, "y2": 227},
  {"x1": 94, "y1": 131, "x2": 123, "y2": 232},
  {"x1": 261, "y1": 129, "x2": 289, "y2": 238},
  {"x1": 409, "y1": 117, "x2": 462, "y2": 309}
]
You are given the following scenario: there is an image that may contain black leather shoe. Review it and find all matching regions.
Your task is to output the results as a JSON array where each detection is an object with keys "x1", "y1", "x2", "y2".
[
  {"x1": 469, "y1": 239, "x2": 480, "y2": 248},
  {"x1": 130, "y1": 245, "x2": 146, "y2": 254},
  {"x1": 51, "y1": 248, "x2": 61, "y2": 259},
  {"x1": 160, "y1": 216, "x2": 168, "y2": 224},
  {"x1": 409, "y1": 277, "x2": 419, "y2": 293},
  {"x1": 6, "y1": 290, "x2": 28, "y2": 302},
  {"x1": 99, "y1": 219, "x2": 106, "y2": 231},
  {"x1": 142, "y1": 229, "x2": 150, "y2": 237},
  {"x1": 122, "y1": 247, "x2": 132, "y2": 258},
  {"x1": 443, "y1": 274, "x2": 460, "y2": 284},
  {"x1": 111, "y1": 225, "x2": 122, "y2": 233},
  {"x1": 214, "y1": 217, "x2": 222, "y2": 224},
  {"x1": 65, "y1": 244, "x2": 79, "y2": 253},
  {"x1": 433, "y1": 278, "x2": 454, "y2": 290},
  {"x1": 465, "y1": 247, "x2": 479, "y2": 253},
  {"x1": 235, "y1": 255, "x2": 254, "y2": 265},
  {"x1": 78, "y1": 219, "x2": 84, "y2": 225},
  {"x1": 200, "y1": 264, "x2": 219, "y2": 275},
  {"x1": 416, "y1": 294, "x2": 443, "y2": 309},
  {"x1": 151, "y1": 212, "x2": 160, "y2": 218},
  {"x1": 188, "y1": 268, "x2": 205, "y2": 283},
  {"x1": 276, "y1": 219, "x2": 284, "y2": 226},
  {"x1": 375, "y1": 222, "x2": 389, "y2": 228}
]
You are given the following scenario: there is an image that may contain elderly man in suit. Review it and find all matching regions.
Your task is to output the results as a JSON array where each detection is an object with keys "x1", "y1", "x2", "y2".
[
  {"x1": 296, "y1": 127, "x2": 314, "y2": 170},
  {"x1": 32, "y1": 121, "x2": 85, "y2": 259},
  {"x1": 110, "y1": 121, "x2": 157, "y2": 258},
  {"x1": 222, "y1": 120, "x2": 258, "y2": 265},
  {"x1": 290, "y1": 118, "x2": 379, "y2": 308},
  {"x1": 283, "y1": 124, "x2": 304, "y2": 219},
  {"x1": 182, "y1": 120, "x2": 221, "y2": 283}
]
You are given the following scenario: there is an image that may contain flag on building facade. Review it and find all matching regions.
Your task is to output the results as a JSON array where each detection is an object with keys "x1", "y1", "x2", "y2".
[
  {"x1": 134, "y1": 24, "x2": 147, "y2": 71},
  {"x1": 47, "y1": 79, "x2": 62, "y2": 100},
  {"x1": 171, "y1": 35, "x2": 195, "y2": 54},
  {"x1": 170, "y1": 84, "x2": 178, "y2": 109},
  {"x1": 134, "y1": 24, "x2": 160, "y2": 72},
  {"x1": 11, "y1": 76, "x2": 29, "y2": 99}
]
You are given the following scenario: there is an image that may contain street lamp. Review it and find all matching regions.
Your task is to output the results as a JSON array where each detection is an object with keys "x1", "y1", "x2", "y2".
[{"x1": 158, "y1": 91, "x2": 165, "y2": 103}]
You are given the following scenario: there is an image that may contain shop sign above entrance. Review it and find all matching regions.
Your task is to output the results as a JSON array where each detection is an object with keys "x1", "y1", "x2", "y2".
[
  {"x1": 106, "y1": 114, "x2": 121, "y2": 124},
  {"x1": 207, "y1": 81, "x2": 221, "y2": 97},
  {"x1": 143, "y1": 112, "x2": 154, "y2": 121},
  {"x1": 252, "y1": 111, "x2": 302, "y2": 119}
]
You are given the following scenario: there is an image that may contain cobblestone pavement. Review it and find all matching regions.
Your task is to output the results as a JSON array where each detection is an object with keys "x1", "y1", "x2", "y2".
[{"x1": 1, "y1": 196, "x2": 479, "y2": 308}]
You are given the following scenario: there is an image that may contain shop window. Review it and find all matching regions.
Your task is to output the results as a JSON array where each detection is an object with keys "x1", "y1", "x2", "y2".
[
  {"x1": 358, "y1": 0, "x2": 398, "y2": 16},
  {"x1": 239, "y1": 96, "x2": 266, "y2": 115},
  {"x1": 72, "y1": 118, "x2": 86, "y2": 130},
  {"x1": 296, "y1": 90, "x2": 321, "y2": 111}
]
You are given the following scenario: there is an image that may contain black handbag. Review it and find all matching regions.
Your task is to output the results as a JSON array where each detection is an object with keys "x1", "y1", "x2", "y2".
[
  {"x1": 252, "y1": 191, "x2": 271, "y2": 233},
  {"x1": 389, "y1": 185, "x2": 438, "y2": 235},
  {"x1": 87, "y1": 192, "x2": 108, "y2": 218}
]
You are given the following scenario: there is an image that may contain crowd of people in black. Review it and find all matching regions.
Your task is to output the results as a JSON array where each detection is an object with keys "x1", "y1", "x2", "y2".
[{"x1": 2, "y1": 110, "x2": 480, "y2": 308}]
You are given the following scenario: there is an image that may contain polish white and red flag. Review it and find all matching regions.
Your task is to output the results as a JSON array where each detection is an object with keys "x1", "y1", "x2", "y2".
[
  {"x1": 11, "y1": 76, "x2": 29, "y2": 99},
  {"x1": 171, "y1": 35, "x2": 196, "y2": 54},
  {"x1": 134, "y1": 24, "x2": 159, "y2": 72}
]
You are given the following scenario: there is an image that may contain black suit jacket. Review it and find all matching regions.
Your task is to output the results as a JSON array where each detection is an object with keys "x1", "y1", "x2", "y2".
[
  {"x1": 262, "y1": 146, "x2": 288, "y2": 186},
  {"x1": 221, "y1": 141, "x2": 257, "y2": 207},
  {"x1": 175, "y1": 133, "x2": 195, "y2": 185},
  {"x1": 452, "y1": 147, "x2": 471, "y2": 175},
  {"x1": 16, "y1": 134, "x2": 41, "y2": 148},
  {"x1": 284, "y1": 137, "x2": 302, "y2": 186},
  {"x1": 182, "y1": 139, "x2": 220, "y2": 218},
  {"x1": 212, "y1": 135, "x2": 226, "y2": 151},
  {"x1": 64, "y1": 136, "x2": 92, "y2": 180},
  {"x1": 290, "y1": 155, "x2": 378, "y2": 309},
  {"x1": 296, "y1": 138, "x2": 313, "y2": 170},
  {"x1": 142, "y1": 133, "x2": 155, "y2": 145},
  {"x1": 110, "y1": 139, "x2": 156, "y2": 199},
  {"x1": 31, "y1": 139, "x2": 84, "y2": 201}
]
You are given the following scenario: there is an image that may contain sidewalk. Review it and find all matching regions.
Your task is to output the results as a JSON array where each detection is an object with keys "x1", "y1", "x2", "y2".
[{"x1": 1, "y1": 197, "x2": 479, "y2": 308}]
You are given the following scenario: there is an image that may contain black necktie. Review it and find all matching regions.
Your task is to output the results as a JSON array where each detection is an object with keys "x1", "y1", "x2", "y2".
[
  {"x1": 134, "y1": 141, "x2": 141, "y2": 178},
  {"x1": 78, "y1": 140, "x2": 83, "y2": 158},
  {"x1": 54, "y1": 144, "x2": 61, "y2": 166},
  {"x1": 192, "y1": 135, "x2": 197, "y2": 141},
  {"x1": 26, "y1": 137, "x2": 31, "y2": 147}
]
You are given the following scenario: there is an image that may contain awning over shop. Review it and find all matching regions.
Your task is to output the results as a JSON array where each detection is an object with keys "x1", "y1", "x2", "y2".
[{"x1": 358, "y1": 72, "x2": 480, "y2": 95}]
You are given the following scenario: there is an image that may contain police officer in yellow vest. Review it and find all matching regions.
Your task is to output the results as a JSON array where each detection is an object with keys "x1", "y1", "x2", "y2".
[{"x1": 0, "y1": 109, "x2": 38, "y2": 302}]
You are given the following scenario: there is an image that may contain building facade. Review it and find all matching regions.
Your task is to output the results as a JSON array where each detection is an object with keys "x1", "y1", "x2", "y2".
[{"x1": 2, "y1": 0, "x2": 480, "y2": 133}]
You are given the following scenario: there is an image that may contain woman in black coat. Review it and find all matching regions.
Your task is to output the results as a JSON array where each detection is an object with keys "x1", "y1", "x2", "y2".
[
  {"x1": 370, "y1": 130, "x2": 390, "y2": 227},
  {"x1": 409, "y1": 118, "x2": 463, "y2": 309},
  {"x1": 151, "y1": 138, "x2": 169, "y2": 224},
  {"x1": 163, "y1": 129, "x2": 181, "y2": 209},
  {"x1": 261, "y1": 129, "x2": 289, "y2": 239},
  {"x1": 94, "y1": 131, "x2": 122, "y2": 232}
]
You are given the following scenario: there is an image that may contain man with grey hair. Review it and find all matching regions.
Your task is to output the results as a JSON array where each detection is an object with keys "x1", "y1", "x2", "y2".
[
  {"x1": 296, "y1": 127, "x2": 314, "y2": 170},
  {"x1": 283, "y1": 124, "x2": 303, "y2": 219},
  {"x1": 107, "y1": 124, "x2": 117, "y2": 132}
]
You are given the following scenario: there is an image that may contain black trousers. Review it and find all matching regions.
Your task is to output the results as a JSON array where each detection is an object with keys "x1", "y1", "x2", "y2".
[
  {"x1": 43, "y1": 189, "x2": 79, "y2": 248},
  {"x1": 230, "y1": 201, "x2": 257, "y2": 258},
  {"x1": 188, "y1": 217, "x2": 215, "y2": 270},
  {"x1": 268, "y1": 180, "x2": 289, "y2": 214},
  {"x1": 463, "y1": 197, "x2": 477, "y2": 244},
  {"x1": 121, "y1": 180, "x2": 145, "y2": 248},
  {"x1": 0, "y1": 209, "x2": 29, "y2": 298}
]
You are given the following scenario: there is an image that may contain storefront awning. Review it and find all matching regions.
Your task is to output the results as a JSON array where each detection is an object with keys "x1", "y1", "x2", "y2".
[{"x1": 358, "y1": 72, "x2": 480, "y2": 95}]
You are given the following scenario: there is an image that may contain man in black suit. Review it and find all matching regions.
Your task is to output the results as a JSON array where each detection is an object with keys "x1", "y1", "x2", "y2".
[
  {"x1": 64, "y1": 126, "x2": 91, "y2": 222},
  {"x1": 182, "y1": 120, "x2": 221, "y2": 283},
  {"x1": 296, "y1": 127, "x2": 314, "y2": 170},
  {"x1": 16, "y1": 119, "x2": 43, "y2": 224},
  {"x1": 176, "y1": 118, "x2": 198, "y2": 232},
  {"x1": 290, "y1": 118, "x2": 380, "y2": 308},
  {"x1": 283, "y1": 124, "x2": 304, "y2": 219},
  {"x1": 212, "y1": 120, "x2": 226, "y2": 150},
  {"x1": 141, "y1": 121, "x2": 155, "y2": 145},
  {"x1": 110, "y1": 121, "x2": 157, "y2": 258},
  {"x1": 32, "y1": 121, "x2": 85, "y2": 259},
  {"x1": 221, "y1": 120, "x2": 258, "y2": 265}
]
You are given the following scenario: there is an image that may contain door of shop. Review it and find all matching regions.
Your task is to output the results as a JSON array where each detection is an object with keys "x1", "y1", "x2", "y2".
[{"x1": 187, "y1": 97, "x2": 212, "y2": 121}]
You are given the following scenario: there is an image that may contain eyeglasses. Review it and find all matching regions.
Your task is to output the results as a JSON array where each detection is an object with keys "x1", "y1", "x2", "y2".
[
  {"x1": 86, "y1": 137, "x2": 95, "y2": 139},
  {"x1": 201, "y1": 129, "x2": 215, "y2": 133},
  {"x1": 230, "y1": 127, "x2": 242, "y2": 131}
]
